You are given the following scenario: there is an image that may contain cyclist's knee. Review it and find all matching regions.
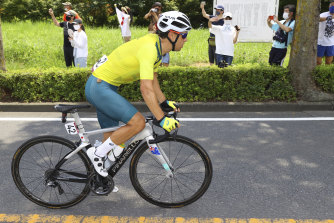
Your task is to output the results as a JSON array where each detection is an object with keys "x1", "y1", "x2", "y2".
[{"x1": 128, "y1": 113, "x2": 145, "y2": 132}]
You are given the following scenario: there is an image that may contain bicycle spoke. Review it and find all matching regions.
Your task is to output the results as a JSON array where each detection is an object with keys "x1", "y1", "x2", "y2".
[
  {"x1": 158, "y1": 178, "x2": 168, "y2": 201},
  {"x1": 33, "y1": 145, "x2": 52, "y2": 168},
  {"x1": 42, "y1": 142, "x2": 53, "y2": 168},
  {"x1": 173, "y1": 176, "x2": 197, "y2": 193},
  {"x1": 21, "y1": 155, "x2": 48, "y2": 171},
  {"x1": 174, "y1": 150, "x2": 196, "y2": 171},
  {"x1": 137, "y1": 160, "x2": 162, "y2": 169},
  {"x1": 171, "y1": 143, "x2": 183, "y2": 167},
  {"x1": 175, "y1": 160, "x2": 204, "y2": 172},
  {"x1": 175, "y1": 172, "x2": 204, "y2": 186},
  {"x1": 173, "y1": 177, "x2": 186, "y2": 201}
]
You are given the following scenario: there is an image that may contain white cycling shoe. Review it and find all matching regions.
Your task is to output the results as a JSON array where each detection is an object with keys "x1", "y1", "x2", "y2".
[
  {"x1": 108, "y1": 145, "x2": 125, "y2": 162},
  {"x1": 87, "y1": 147, "x2": 108, "y2": 177}
]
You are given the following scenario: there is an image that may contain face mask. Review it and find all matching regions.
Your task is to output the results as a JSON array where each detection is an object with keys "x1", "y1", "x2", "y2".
[
  {"x1": 330, "y1": 6, "x2": 334, "y2": 13},
  {"x1": 225, "y1": 20, "x2": 232, "y2": 25},
  {"x1": 216, "y1": 11, "x2": 220, "y2": 16},
  {"x1": 283, "y1": 12, "x2": 289, "y2": 20},
  {"x1": 66, "y1": 16, "x2": 72, "y2": 21},
  {"x1": 74, "y1": 25, "x2": 80, "y2": 30},
  {"x1": 64, "y1": 8, "x2": 69, "y2": 12}
]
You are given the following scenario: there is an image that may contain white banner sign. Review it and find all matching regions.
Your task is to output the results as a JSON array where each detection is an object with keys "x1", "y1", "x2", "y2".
[{"x1": 214, "y1": 0, "x2": 279, "y2": 42}]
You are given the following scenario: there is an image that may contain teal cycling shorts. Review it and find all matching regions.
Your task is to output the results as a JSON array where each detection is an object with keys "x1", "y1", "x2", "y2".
[{"x1": 85, "y1": 75, "x2": 138, "y2": 128}]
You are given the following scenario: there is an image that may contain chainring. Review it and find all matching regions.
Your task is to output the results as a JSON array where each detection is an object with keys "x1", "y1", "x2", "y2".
[{"x1": 88, "y1": 173, "x2": 115, "y2": 196}]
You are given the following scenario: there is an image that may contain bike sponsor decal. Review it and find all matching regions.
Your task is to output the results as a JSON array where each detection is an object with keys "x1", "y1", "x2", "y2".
[
  {"x1": 64, "y1": 122, "x2": 78, "y2": 135},
  {"x1": 149, "y1": 146, "x2": 161, "y2": 155},
  {"x1": 111, "y1": 140, "x2": 140, "y2": 173}
]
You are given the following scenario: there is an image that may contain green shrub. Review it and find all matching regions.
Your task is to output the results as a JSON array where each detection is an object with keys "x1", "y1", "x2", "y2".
[
  {"x1": 0, "y1": 65, "x2": 299, "y2": 102},
  {"x1": 313, "y1": 65, "x2": 334, "y2": 93}
]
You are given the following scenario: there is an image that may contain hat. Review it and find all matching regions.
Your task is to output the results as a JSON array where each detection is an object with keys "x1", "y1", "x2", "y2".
[
  {"x1": 121, "y1": 7, "x2": 128, "y2": 14},
  {"x1": 65, "y1": 10, "x2": 76, "y2": 16},
  {"x1": 214, "y1": 5, "x2": 224, "y2": 10},
  {"x1": 224, "y1": 12, "x2": 232, "y2": 18},
  {"x1": 73, "y1": 19, "x2": 82, "y2": 24},
  {"x1": 152, "y1": 2, "x2": 162, "y2": 8},
  {"x1": 62, "y1": 2, "x2": 72, "y2": 6}
]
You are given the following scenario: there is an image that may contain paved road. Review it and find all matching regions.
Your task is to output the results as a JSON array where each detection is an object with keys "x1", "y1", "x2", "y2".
[{"x1": 1, "y1": 111, "x2": 334, "y2": 221}]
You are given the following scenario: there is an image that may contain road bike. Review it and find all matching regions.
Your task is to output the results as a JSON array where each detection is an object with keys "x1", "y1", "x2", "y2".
[{"x1": 11, "y1": 104, "x2": 213, "y2": 208}]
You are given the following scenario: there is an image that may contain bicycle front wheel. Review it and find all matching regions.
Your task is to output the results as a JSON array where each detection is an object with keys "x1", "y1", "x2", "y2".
[
  {"x1": 11, "y1": 136, "x2": 92, "y2": 208},
  {"x1": 130, "y1": 135, "x2": 212, "y2": 208}
]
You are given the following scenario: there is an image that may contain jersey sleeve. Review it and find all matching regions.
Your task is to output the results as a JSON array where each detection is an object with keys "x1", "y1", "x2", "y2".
[
  {"x1": 288, "y1": 20, "x2": 295, "y2": 31},
  {"x1": 136, "y1": 43, "x2": 157, "y2": 80},
  {"x1": 271, "y1": 23, "x2": 279, "y2": 32},
  {"x1": 59, "y1": 22, "x2": 65, "y2": 28}
]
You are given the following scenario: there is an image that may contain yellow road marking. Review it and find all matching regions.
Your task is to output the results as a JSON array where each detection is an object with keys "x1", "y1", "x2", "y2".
[{"x1": 0, "y1": 215, "x2": 334, "y2": 223}]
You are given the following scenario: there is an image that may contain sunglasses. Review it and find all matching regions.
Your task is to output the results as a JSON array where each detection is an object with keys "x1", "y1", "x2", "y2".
[{"x1": 170, "y1": 30, "x2": 188, "y2": 39}]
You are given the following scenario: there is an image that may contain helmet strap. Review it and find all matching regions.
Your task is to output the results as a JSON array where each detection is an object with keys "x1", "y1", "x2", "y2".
[{"x1": 167, "y1": 34, "x2": 180, "y2": 51}]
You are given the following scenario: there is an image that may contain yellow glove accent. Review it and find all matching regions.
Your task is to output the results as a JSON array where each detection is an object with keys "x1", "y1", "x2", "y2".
[{"x1": 160, "y1": 117, "x2": 179, "y2": 132}]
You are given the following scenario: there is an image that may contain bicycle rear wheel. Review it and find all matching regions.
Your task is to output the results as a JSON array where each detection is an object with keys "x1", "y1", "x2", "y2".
[
  {"x1": 11, "y1": 136, "x2": 92, "y2": 208},
  {"x1": 130, "y1": 135, "x2": 212, "y2": 208}
]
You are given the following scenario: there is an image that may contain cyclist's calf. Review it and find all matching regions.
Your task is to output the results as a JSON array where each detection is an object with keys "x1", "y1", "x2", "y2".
[{"x1": 107, "y1": 112, "x2": 146, "y2": 145}]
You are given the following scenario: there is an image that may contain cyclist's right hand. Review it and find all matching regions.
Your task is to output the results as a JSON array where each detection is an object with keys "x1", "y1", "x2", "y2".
[{"x1": 158, "y1": 116, "x2": 179, "y2": 132}]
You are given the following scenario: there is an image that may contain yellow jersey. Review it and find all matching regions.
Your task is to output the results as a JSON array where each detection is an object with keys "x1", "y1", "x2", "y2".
[{"x1": 92, "y1": 34, "x2": 162, "y2": 86}]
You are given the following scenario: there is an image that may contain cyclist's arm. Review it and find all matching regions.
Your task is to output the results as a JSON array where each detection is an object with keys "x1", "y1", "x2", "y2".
[
  {"x1": 140, "y1": 79, "x2": 165, "y2": 120},
  {"x1": 152, "y1": 72, "x2": 166, "y2": 103}
]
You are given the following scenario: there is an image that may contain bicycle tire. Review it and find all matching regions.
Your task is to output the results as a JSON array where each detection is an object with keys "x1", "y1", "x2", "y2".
[
  {"x1": 130, "y1": 135, "x2": 212, "y2": 208},
  {"x1": 11, "y1": 135, "x2": 92, "y2": 208}
]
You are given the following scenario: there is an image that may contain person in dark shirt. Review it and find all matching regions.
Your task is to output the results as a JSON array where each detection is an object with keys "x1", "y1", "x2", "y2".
[
  {"x1": 201, "y1": 3, "x2": 224, "y2": 65},
  {"x1": 62, "y1": 2, "x2": 81, "y2": 22},
  {"x1": 49, "y1": 9, "x2": 76, "y2": 67}
]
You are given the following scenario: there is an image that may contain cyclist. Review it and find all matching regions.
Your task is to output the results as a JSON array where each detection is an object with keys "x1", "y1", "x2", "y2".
[{"x1": 85, "y1": 11, "x2": 192, "y2": 177}]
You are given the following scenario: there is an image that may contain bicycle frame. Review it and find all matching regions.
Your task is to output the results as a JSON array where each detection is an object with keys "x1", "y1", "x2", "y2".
[{"x1": 55, "y1": 111, "x2": 174, "y2": 181}]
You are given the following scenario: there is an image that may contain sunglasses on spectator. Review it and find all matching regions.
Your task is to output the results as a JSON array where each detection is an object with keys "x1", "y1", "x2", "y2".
[{"x1": 170, "y1": 30, "x2": 188, "y2": 39}]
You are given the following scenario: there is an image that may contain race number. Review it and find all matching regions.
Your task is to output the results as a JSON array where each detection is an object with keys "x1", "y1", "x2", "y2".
[
  {"x1": 64, "y1": 122, "x2": 78, "y2": 135},
  {"x1": 91, "y1": 55, "x2": 108, "y2": 72}
]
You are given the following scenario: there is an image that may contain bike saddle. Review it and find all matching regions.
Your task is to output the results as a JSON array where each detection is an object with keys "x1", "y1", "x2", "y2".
[{"x1": 54, "y1": 104, "x2": 91, "y2": 113}]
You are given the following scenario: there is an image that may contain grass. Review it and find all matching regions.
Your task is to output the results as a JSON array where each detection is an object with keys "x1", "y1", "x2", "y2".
[{"x1": 2, "y1": 21, "x2": 291, "y2": 70}]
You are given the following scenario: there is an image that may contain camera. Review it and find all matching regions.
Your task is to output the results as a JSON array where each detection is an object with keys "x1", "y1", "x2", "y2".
[
  {"x1": 273, "y1": 29, "x2": 288, "y2": 43},
  {"x1": 218, "y1": 60, "x2": 229, "y2": 68},
  {"x1": 151, "y1": 8, "x2": 158, "y2": 13}
]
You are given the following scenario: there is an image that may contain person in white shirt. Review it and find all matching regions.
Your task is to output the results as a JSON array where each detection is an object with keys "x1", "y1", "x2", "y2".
[
  {"x1": 69, "y1": 19, "x2": 88, "y2": 68},
  {"x1": 208, "y1": 12, "x2": 240, "y2": 66},
  {"x1": 317, "y1": 0, "x2": 334, "y2": 65},
  {"x1": 115, "y1": 4, "x2": 132, "y2": 43}
]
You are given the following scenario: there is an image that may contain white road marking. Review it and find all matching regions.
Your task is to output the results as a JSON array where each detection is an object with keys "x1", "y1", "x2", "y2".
[{"x1": 0, "y1": 117, "x2": 334, "y2": 122}]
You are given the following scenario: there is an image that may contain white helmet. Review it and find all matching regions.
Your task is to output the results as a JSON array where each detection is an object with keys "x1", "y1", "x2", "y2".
[{"x1": 157, "y1": 11, "x2": 192, "y2": 33}]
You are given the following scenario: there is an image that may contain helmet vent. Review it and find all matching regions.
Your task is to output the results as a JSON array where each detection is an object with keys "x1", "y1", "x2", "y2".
[
  {"x1": 177, "y1": 17, "x2": 191, "y2": 26},
  {"x1": 171, "y1": 21, "x2": 186, "y2": 28}
]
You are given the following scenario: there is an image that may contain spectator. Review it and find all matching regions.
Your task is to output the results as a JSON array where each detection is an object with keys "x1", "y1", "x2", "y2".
[
  {"x1": 114, "y1": 4, "x2": 132, "y2": 43},
  {"x1": 49, "y1": 9, "x2": 76, "y2": 67},
  {"x1": 144, "y1": 2, "x2": 162, "y2": 33},
  {"x1": 208, "y1": 12, "x2": 240, "y2": 66},
  {"x1": 317, "y1": 0, "x2": 334, "y2": 65},
  {"x1": 69, "y1": 19, "x2": 88, "y2": 68},
  {"x1": 62, "y1": 2, "x2": 81, "y2": 22},
  {"x1": 144, "y1": 2, "x2": 169, "y2": 66},
  {"x1": 267, "y1": 5, "x2": 296, "y2": 66},
  {"x1": 201, "y1": 2, "x2": 224, "y2": 65}
]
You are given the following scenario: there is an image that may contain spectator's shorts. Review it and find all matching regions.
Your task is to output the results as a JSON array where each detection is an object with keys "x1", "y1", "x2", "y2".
[
  {"x1": 85, "y1": 75, "x2": 138, "y2": 129},
  {"x1": 162, "y1": 53, "x2": 170, "y2": 64},
  {"x1": 317, "y1": 45, "x2": 334, "y2": 57}
]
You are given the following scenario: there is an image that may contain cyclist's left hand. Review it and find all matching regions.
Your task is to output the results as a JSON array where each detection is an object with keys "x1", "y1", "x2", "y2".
[{"x1": 160, "y1": 100, "x2": 180, "y2": 113}]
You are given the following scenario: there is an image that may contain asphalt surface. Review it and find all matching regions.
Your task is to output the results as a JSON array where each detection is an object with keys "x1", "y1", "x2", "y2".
[{"x1": 1, "y1": 111, "x2": 334, "y2": 220}]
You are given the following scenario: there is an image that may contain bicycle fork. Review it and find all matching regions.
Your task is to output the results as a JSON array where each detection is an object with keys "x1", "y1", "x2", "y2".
[{"x1": 132, "y1": 123, "x2": 174, "y2": 178}]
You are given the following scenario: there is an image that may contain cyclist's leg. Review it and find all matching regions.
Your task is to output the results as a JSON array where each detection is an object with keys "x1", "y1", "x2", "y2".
[{"x1": 85, "y1": 75, "x2": 146, "y2": 175}]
